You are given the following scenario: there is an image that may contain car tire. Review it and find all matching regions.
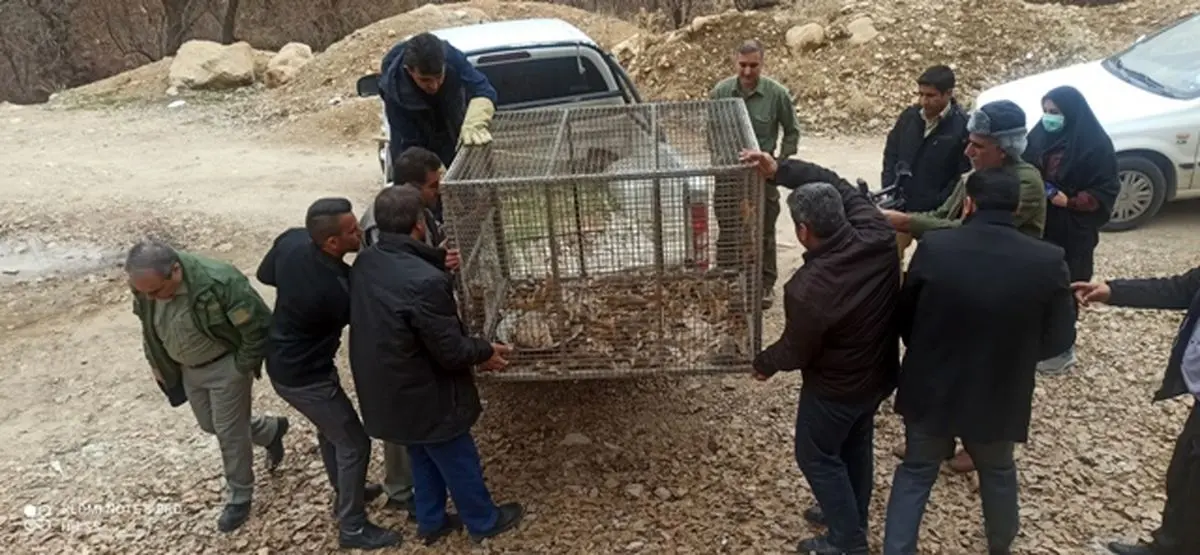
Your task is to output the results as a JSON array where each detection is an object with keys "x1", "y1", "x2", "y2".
[{"x1": 1103, "y1": 155, "x2": 1166, "y2": 232}]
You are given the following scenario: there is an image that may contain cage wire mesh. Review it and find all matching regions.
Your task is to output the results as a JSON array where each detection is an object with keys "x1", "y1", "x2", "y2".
[{"x1": 443, "y1": 98, "x2": 765, "y2": 380}]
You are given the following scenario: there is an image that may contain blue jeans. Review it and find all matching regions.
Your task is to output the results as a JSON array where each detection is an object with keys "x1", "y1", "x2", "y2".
[
  {"x1": 883, "y1": 421, "x2": 1019, "y2": 554},
  {"x1": 794, "y1": 387, "x2": 881, "y2": 550},
  {"x1": 406, "y1": 432, "x2": 499, "y2": 536}
]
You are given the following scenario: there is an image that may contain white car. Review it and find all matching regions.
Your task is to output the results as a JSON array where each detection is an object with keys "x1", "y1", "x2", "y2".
[{"x1": 973, "y1": 12, "x2": 1200, "y2": 231}]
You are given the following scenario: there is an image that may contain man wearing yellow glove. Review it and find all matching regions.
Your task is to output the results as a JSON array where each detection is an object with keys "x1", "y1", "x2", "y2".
[{"x1": 379, "y1": 32, "x2": 498, "y2": 220}]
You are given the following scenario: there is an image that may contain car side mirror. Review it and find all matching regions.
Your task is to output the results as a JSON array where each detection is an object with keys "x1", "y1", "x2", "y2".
[{"x1": 356, "y1": 74, "x2": 381, "y2": 97}]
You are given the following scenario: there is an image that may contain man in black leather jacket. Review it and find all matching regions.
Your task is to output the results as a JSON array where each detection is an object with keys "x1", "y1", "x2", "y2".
[{"x1": 348, "y1": 185, "x2": 522, "y2": 546}]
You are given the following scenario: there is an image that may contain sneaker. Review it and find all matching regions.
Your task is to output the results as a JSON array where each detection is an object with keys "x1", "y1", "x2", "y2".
[
  {"x1": 338, "y1": 521, "x2": 401, "y2": 550},
  {"x1": 469, "y1": 502, "x2": 524, "y2": 544},
  {"x1": 1036, "y1": 347, "x2": 1077, "y2": 376}
]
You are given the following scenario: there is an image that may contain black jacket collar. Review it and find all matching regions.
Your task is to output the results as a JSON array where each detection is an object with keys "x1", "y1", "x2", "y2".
[
  {"x1": 377, "y1": 231, "x2": 446, "y2": 270},
  {"x1": 802, "y1": 223, "x2": 853, "y2": 262},
  {"x1": 963, "y1": 209, "x2": 1016, "y2": 228}
]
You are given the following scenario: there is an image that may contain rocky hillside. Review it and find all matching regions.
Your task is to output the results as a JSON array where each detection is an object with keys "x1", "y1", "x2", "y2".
[{"x1": 43, "y1": 0, "x2": 1200, "y2": 140}]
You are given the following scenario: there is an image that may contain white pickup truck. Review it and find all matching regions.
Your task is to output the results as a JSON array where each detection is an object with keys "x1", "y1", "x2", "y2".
[{"x1": 354, "y1": 17, "x2": 644, "y2": 185}]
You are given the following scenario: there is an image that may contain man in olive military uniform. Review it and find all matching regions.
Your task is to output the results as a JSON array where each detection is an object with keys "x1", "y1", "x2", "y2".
[
  {"x1": 709, "y1": 39, "x2": 801, "y2": 309},
  {"x1": 127, "y1": 239, "x2": 290, "y2": 533}
]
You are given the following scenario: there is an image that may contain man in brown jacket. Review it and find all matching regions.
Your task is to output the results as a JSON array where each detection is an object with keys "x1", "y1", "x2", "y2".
[{"x1": 742, "y1": 150, "x2": 900, "y2": 555}]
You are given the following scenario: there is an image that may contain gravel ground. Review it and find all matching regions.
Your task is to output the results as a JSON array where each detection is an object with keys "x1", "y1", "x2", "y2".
[{"x1": 0, "y1": 103, "x2": 1197, "y2": 554}]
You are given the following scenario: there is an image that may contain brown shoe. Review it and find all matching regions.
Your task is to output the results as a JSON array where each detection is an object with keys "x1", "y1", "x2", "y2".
[
  {"x1": 892, "y1": 443, "x2": 906, "y2": 459},
  {"x1": 948, "y1": 449, "x2": 975, "y2": 473}
]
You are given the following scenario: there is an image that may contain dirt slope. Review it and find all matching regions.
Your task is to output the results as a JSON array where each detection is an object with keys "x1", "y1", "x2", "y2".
[{"x1": 619, "y1": 0, "x2": 1196, "y2": 135}]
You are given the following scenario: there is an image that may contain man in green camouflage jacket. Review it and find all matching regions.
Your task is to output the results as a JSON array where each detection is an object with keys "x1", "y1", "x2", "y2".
[{"x1": 127, "y1": 239, "x2": 289, "y2": 533}]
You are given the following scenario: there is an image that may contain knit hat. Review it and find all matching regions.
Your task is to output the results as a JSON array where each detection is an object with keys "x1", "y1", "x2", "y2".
[{"x1": 968, "y1": 100, "x2": 1028, "y2": 159}]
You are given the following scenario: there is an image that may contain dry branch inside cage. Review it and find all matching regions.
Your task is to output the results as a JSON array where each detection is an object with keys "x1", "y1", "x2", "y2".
[{"x1": 490, "y1": 273, "x2": 753, "y2": 377}]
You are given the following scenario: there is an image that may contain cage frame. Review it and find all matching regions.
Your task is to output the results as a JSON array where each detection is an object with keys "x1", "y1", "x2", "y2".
[{"x1": 441, "y1": 98, "x2": 767, "y2": 382}]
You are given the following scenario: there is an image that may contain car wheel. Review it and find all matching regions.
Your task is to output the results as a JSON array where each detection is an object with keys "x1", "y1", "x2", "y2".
[{"x1": 1103, "y1": 155, "x2": 1166, "y2": 232}]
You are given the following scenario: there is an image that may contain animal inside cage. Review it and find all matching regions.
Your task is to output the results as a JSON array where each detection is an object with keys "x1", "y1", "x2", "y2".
[{"x1": 441, "y1": 99, "x2": 765, "y2": 380}]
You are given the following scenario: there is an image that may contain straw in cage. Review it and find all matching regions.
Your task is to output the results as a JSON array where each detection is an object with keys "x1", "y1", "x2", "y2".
[{"x1": 490, "y1": 274, "x2": 753, "y2": 375}]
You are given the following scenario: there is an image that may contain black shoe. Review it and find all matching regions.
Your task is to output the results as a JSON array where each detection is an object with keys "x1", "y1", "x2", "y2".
[
  {"x1": 797, "y1": 534, "x2": 868, "y2": 555},
  {"x1": 469, "y1": 502, "x2": 524, "y2": 544},
  {"x1": 418, "y1": 513, "x2": 464, "y2": 546},
  {"x1": 383, "y1": 496, "x2": 418, "y2": 523},
  {"x1": 1107, "y1": 542, "x2": 1160, "y2": 555},
  {"x1": 802, "y1": 505, "x2": 826, "y2": 527},
  {"x1": 217, "y1": 502, "x2": 251, "y2": 533},
  {"x1": 339, "y1": 521, "x2": 401, "y2": 550},
  {"x1": 266, "y1": 417, "x2": 289, "y2": 471}
]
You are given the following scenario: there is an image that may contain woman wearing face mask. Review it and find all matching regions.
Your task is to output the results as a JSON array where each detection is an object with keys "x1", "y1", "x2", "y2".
[{"x1": 1022, "y1": 85, "x2": 1121, "y2": 375}]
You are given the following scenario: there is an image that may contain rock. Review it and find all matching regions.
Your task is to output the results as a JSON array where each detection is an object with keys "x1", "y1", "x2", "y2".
[
  {"x1": 785, "y1": 23, "x2": 826, "y2": 52},
  {"x1": 167, "y1": 100, "x2": 186, "y2": 109},
  {"x1": 847, "y1": 17, "x2": 880, "y2": 45},
  {"x1": 654, "y1": 487, "x2": 673, "y2": 500},
  {"x1": 559, "y1": 433, "x2": 592, "y2": 446},
  {"x1": 252, "y1": 49, "x2": 274, "y2": 81},
  {"x1": 165, "y1": 86, "x2": 179, "y2": 97},
  {"x1": 263, "y1": 43, "x2": 313, "y2": 89},
  {"x1": 624, "y1": 483, "x2": 645, "y2": 498},
  {"x1": 168, "y1": 40, "x2": 257, "y2": 90}
]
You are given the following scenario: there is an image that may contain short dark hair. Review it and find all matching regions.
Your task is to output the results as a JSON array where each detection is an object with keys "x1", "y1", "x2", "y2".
[
  {"x1": 917, "y1": 65, "x2": 956, "y2": 93},
  {"x1": 786, "y1": 182, "x2": 846, "y2": 238},
  {"x1": 736, "y1": 39, "x2": 764, "y2": 56},
  {"x1": 374, "y1": 185, "x2": 425, "y2": 234},
  {"x1": 402, "y1": 33, "x2": 446, "y2": 76},
  {"x1": 965, "y1": 167, "x2": 1021, "y2": 212},
  {"x1": 305, "y1": 197, "x2": 353, "y2": 243},
  {"x1": 394, "y1": 146, "x2": 442, "y2": 186}
]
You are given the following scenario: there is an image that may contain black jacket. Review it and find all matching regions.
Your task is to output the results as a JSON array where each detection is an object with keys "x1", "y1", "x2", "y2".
[
  {"x1": 895, "y1": 210, "x2": 1076, "y2": 443},
  {"x1": 1108, "y1": 267, "x2": 1200, "y2": 403},
  {"x1": 348, "y1": 232, "x2": 493, "y2": 445},
  {"x1": 881, "y1": 102, "x2": 971, "y2": 213},
  {"x1": 753, "y1": 160, "x2": 901, "y2": 403},
  {"x1": 256, "y1": 228, "x2": 351, "y2": 387}
]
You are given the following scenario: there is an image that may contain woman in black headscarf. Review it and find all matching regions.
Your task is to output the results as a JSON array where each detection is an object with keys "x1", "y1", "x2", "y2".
[{"x1": 1023, "y1": 85, "x2": 1121, "y2": 373}]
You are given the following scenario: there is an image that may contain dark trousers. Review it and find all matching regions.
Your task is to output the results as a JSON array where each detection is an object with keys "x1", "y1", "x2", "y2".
[
  {"x1": 883, "y1": 421, "x2": 1019, "y2": 554},
  {"x1": 794, "y1": 387, "x2": 881, "y2": 550},
  {"x1": 407, "y1": 432, "x2": 499, "y2": 536},
  {"x1": 271, "y1": 371, "x2": 371, "y2": 532},
  {"x1": 715, "y1": 178, "x2": 779, "y2": 292},
  {"x1": 1147, "y1": 403, "x2": 1200, "y2": 554}
]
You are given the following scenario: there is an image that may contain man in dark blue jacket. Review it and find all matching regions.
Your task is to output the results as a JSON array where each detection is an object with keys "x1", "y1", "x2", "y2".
[
  {"x1": 1074, "y1": 271, "x2": 1200, "y2": 555},
  {"x1": 379, "y1": 32, "x2": 498, "y2": 172},
  {"x1": 380, "y1": 32, "x2": 497, "y2": 223}
]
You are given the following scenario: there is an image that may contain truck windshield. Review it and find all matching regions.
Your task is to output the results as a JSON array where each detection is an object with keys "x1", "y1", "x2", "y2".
[
  {"x1": 1107, "y1": 14, "x2": 1200, "y2": 100},
  {"x1": 477, "y1": 54, "x2": 612, "y2": 107}
]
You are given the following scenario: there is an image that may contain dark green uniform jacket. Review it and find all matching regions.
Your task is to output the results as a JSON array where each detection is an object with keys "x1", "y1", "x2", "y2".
[{"x1": 132, "y1": 251, "x2": 272, "y2": 406}]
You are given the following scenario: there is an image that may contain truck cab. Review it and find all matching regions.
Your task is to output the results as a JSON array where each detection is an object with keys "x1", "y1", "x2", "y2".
[{"x1": 355, "y1": 17, "x2": 643, "y2": 184}]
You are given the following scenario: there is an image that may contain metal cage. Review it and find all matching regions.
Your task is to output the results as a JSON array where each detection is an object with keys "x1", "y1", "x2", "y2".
[{"x1": 442, "y1": 98, "x2": 765, "y2": 381}]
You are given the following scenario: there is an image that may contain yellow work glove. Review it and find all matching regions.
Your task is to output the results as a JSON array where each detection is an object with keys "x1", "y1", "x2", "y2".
[{"x1": 459, "y1": 96, "x2": 495, "y2": 146}]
